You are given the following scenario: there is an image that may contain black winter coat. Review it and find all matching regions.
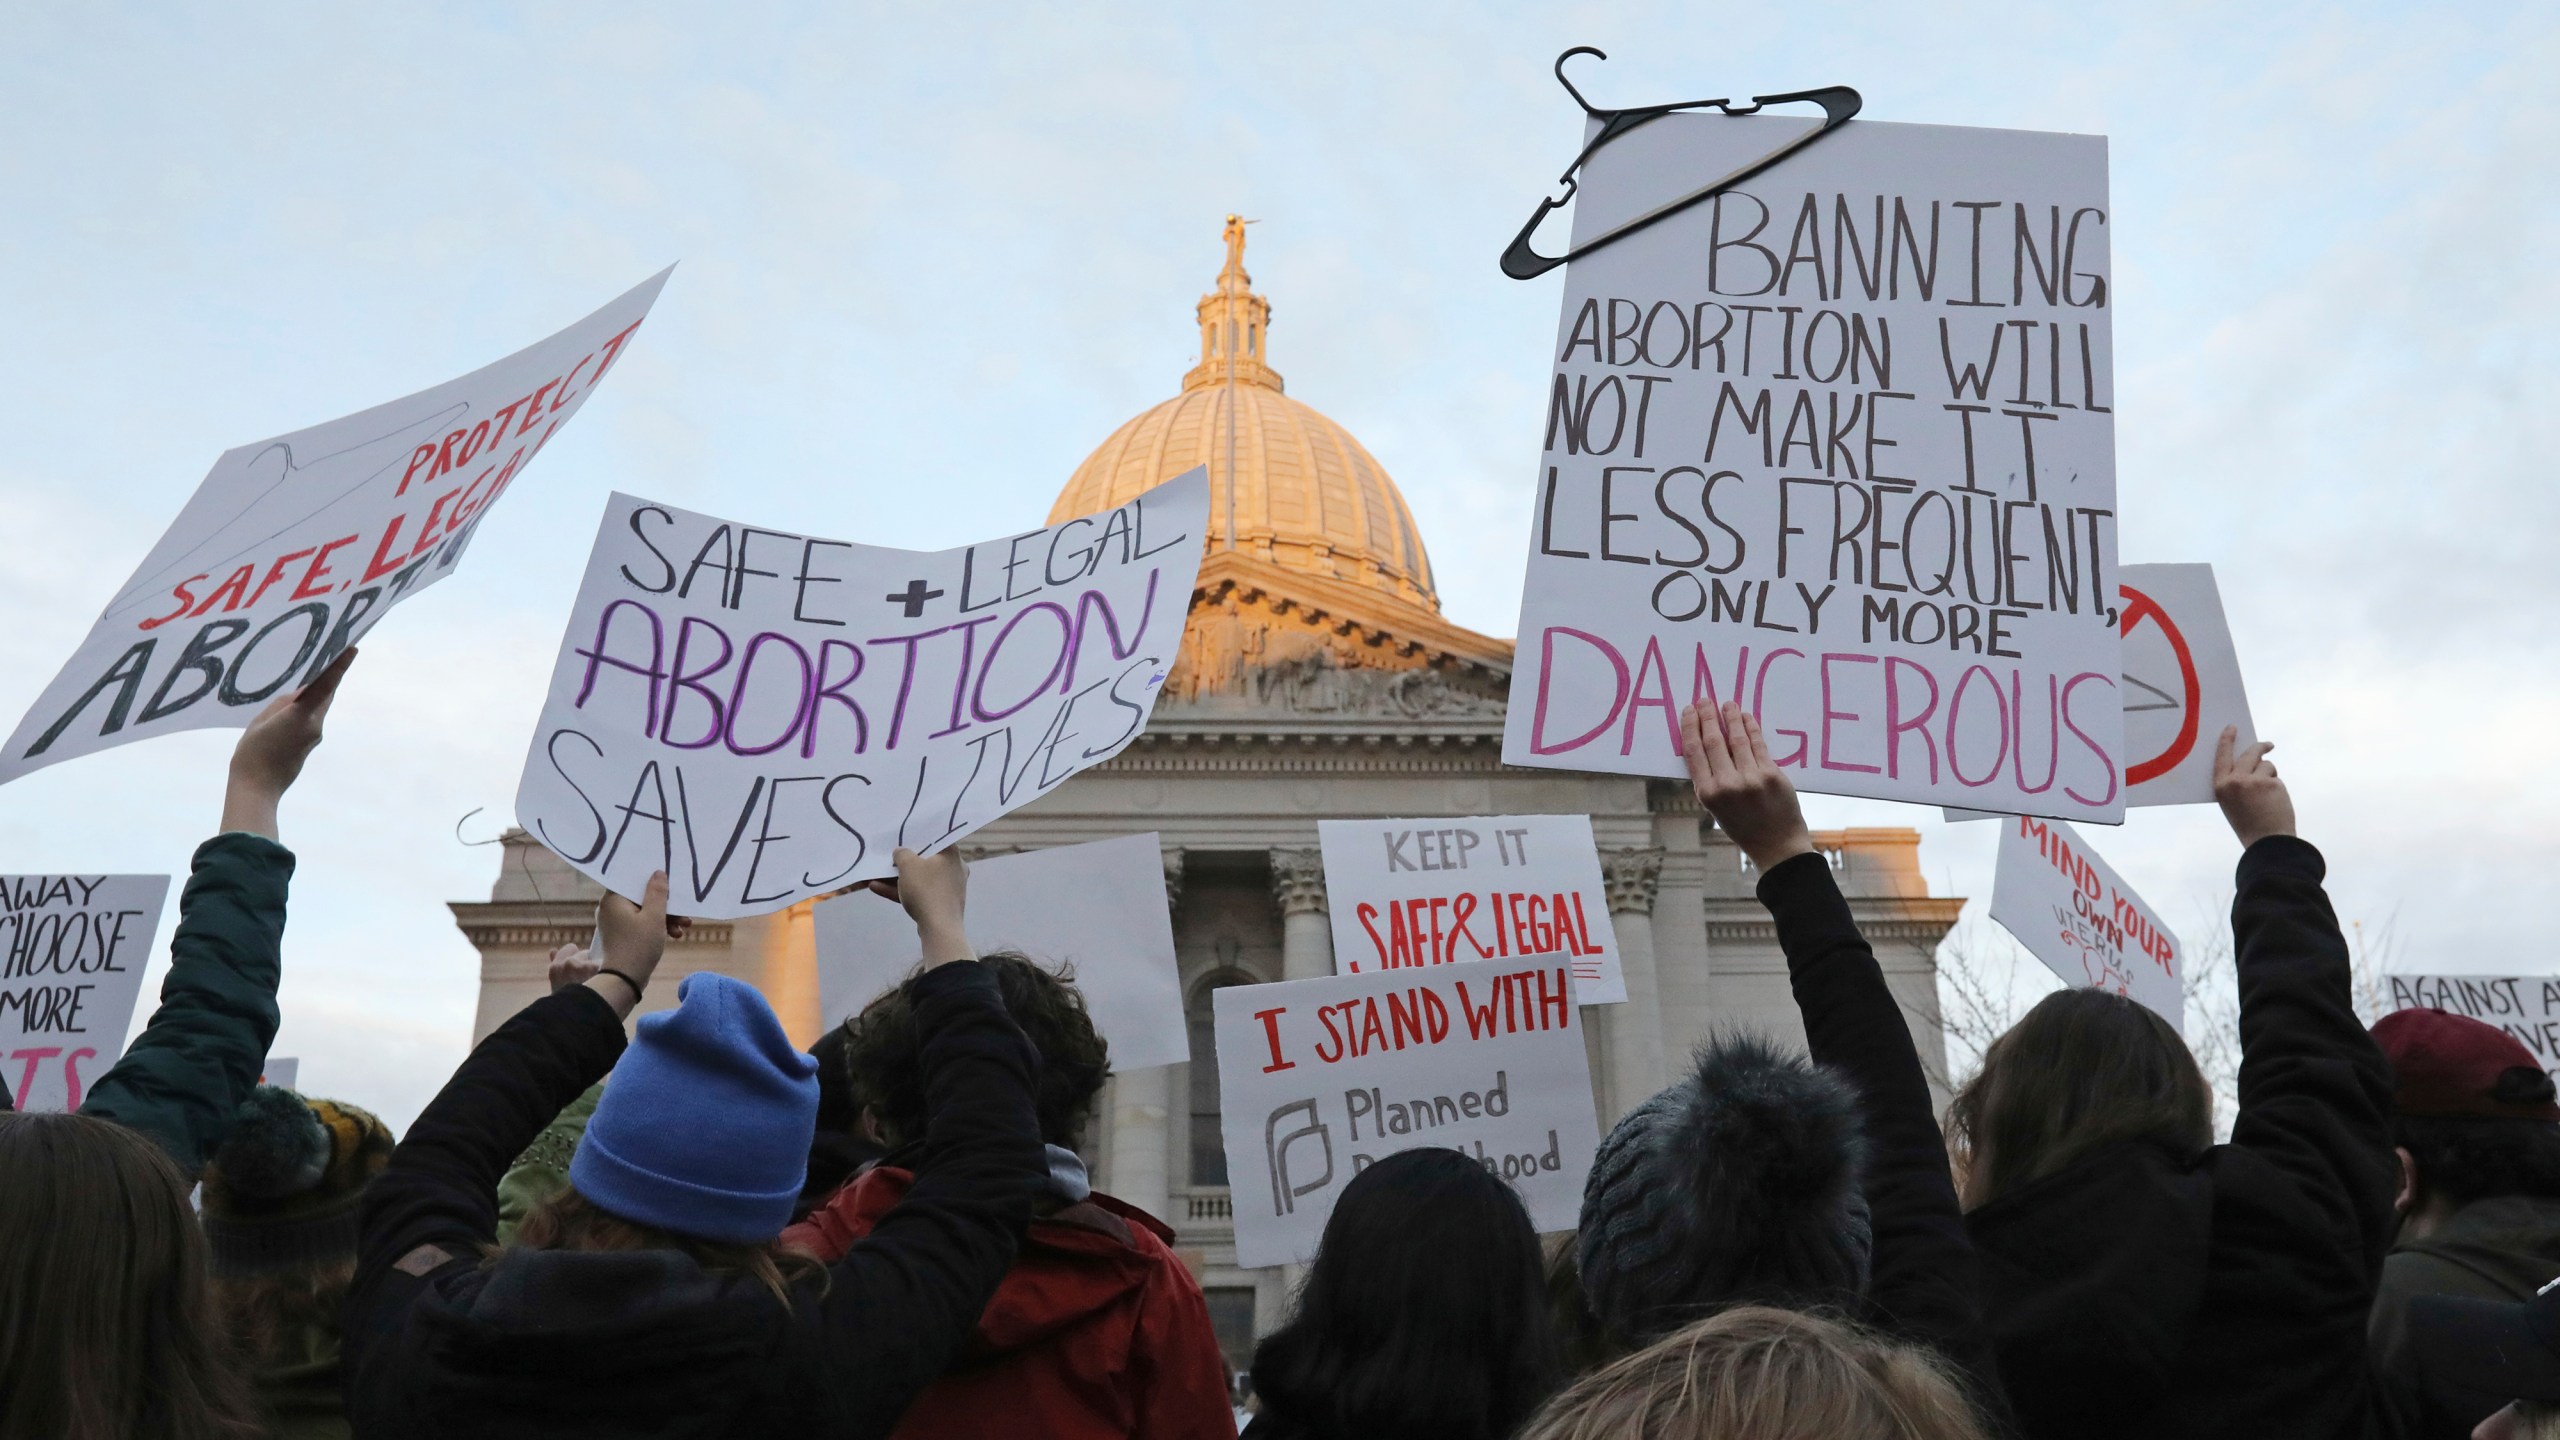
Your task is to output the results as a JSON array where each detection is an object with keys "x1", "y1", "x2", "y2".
[
  {"x1": 340, "y1": 962, "x2": 1046, "y2": 1440},
  {"x1": 1966, "y1": 836, "x2": 2398, "y2": 1440}
]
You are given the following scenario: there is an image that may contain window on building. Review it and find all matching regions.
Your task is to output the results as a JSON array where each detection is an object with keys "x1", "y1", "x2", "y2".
[
  {"x1": 1204, "y1": 1285, "x2": 1259, "y2": 1380},
  {"x1": 1188, "y1": 972, "x2": 1249, "y2": 1186}
]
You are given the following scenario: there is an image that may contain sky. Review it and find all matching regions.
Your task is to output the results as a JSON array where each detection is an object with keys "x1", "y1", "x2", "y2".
[{"x1": 1, "y1": 2, "x2": 2552, "y2": 1129}]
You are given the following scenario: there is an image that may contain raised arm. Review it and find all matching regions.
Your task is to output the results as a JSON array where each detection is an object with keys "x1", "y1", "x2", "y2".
[
  {"x1": 82, "y1": 647, "x2": 353, "y2": 1168},
  {"x1": 812, "y1": 849, "x2": 1048, "y2": 1436},
  {"x1": 2214, "y1": 730, "x2": 2396, "y2": 1258},
  {"x1": 346, "y1": 873, "x2": 669, "y2": 1346},
  {"x1": 1679, "y1": 700, "x2": 1997, "y2": 1406}
]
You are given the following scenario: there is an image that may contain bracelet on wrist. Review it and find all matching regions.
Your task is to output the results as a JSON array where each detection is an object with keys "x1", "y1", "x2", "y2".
[{"x1": 597, "y1": 967, "x2": 648, "y2": 998}]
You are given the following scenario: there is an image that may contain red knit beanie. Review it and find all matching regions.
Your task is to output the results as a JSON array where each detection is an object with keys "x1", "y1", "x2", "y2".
[{"x1": 2371, "y1": 1008, "x2": 2560, "y2": 1120}]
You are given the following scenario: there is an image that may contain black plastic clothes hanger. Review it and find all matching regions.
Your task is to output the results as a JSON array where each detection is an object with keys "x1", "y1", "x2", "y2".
[{"x1": 1499, "y1": 47, "x2": 1862, "y2": 280}]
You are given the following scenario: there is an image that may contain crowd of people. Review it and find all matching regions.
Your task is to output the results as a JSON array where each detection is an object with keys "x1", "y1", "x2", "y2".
[{"x1": 9, "y1": 653, "x2": 2560, "y2": 1440}]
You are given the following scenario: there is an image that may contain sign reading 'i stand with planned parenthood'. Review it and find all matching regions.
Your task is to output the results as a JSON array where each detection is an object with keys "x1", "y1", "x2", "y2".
[
  {"x1": 1506, "y1": 115, "x2": 2125, "y2": 822},
  {"x1": 515, "y1": 470, "x2": 1209, "y2": 915},
  {"x1": 1214, "y1": 954, "x2": 1600, "y2": 1268}
]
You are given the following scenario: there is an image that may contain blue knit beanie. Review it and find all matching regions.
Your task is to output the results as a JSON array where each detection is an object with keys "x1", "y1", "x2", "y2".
[{"x1": 570, "y1": 973, "x2": 820, "y2": 1245}]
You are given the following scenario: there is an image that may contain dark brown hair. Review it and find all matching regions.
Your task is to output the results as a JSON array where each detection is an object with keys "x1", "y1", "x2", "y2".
[
  {"x1": 1517, "y1": 1306, "x2": 1990, "y2": 1440},
  {"x1": 506, "y1": 1188, "x2": 820, "y2": 1307},
  {"x1": 840, "y1": 950, "x2": 1111, "y2": 1148},
  {"x1": 1948, "y1": 988, "x2": 2212, "y2": 1210},
  {"x1": 0, "y1": 1112, "x2": 261, "y2": 1440},
  {"x1": 209, "y1": 1258, "x2": 355, "y2": 1382}
]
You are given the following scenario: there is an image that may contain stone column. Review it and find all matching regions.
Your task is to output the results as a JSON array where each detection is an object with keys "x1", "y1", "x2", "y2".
[
  {"x1": 1271, "y1": 847, "x2": 1333, "y2": 981},
  {"x1": 1103, "y1": 845, "x2": 1187, "y2": 1224},
  {"x1": 1601, "y1": 846, "x2": 1669, "y2": 1125}
]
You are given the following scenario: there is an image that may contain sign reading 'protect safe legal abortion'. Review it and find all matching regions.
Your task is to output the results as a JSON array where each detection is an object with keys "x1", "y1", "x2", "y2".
[
  {"x1": 1215, "y1": 955, "x2": 1600, "y2": 1268},
  {"x1": 1505, "y1": 116, "x2": 2125, "y2": 821},
  {"x1": 515, "y1": 470, "x2": 1207, "y2": 915},
  {"x1": 3, "y1": 272, "x2": 670, "y2": 784},
  {"x1": 1318, "y1": 814, "x2": 1626, "y2": 1004}
]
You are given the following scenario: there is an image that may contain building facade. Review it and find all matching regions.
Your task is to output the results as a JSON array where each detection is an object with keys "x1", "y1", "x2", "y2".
[{"x1": 453, "y1": 219, "x2": 1965, "y2": 1371}]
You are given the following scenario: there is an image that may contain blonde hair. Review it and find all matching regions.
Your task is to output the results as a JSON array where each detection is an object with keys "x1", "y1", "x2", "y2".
[
  {"x1": 2516, "y1": 1401, "x2": 2560, "y2": 1440},
  {"x1": 1516, "y1": 1307, "x2": 1988, "y2": 1440}
]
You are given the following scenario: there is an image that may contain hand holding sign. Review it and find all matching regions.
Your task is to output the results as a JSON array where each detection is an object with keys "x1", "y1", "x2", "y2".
[
  {"x1": 871, "y1": 848, "x2": 974, "y2": 969},
  {"x1": 220, "y1": 646, "x2": 356, "y2": 841},
  {"x1": 1680, "y1": 700, "x2": 1815, "y2": 872},
  {"x1": 587, "y1": 871, "x2": 672, "y2": 1019},
  {"x1": 2212, "y1": 726, "x2": 2294, "y2": 849}
]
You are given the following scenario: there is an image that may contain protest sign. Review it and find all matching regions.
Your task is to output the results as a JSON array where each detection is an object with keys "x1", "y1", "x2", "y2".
[
  {"x1": 1316, "y1": 814, "x2": 1626, "y2": 1004},
  {"x1": 813, "y1": 832, "x2": 1187, "y2": 1069},
  {"x1": 1, "y1": 874, "x2": 169, "y2": 1110},
  {"x1": 260, "y1": 1057, "x2": 300, "y2": 1091},
  {"x1": 1504, "y1": 115, "x2": 2124, "y2": 822},
  {"x1": 1214, "y1": 954, "x2": 1600, "y2": 1267},
  {"x1": 1946, "y1": 562, "x2": 2252, "y2": 819},
  {"x1": 1989, "y1": 816, "x2": 2179, "y2": 1029},
  {"x1": 2383, "y1": 977, "x2": 2560, "y2": 1081},
  {"x1": 2, "y1": 271, "x2": 671, "y2": 785},
  {"x1": 516, "y1": 470, "x2": 1209, "y2": 916}
]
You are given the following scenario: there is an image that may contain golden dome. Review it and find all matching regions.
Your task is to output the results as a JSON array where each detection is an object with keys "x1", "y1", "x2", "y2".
[{"x1": 1049, "y1": 216, "x2": 1441, "y2": 615}]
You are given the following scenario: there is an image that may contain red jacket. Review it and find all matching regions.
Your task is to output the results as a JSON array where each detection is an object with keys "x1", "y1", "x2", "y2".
[{"x1": 782, "y1": 1167, "x2": 1234, "y2": 1440}]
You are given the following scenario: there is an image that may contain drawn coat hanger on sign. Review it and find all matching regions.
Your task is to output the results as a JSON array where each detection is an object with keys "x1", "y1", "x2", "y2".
[{"x1": 1498, "y1": 47, "x2": 1862, "y2": 280}]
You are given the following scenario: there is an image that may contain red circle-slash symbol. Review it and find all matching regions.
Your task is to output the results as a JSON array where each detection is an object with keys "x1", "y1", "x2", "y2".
[{"x1": 2118, "y1": 583, "x2": 2201, "y2": 786}]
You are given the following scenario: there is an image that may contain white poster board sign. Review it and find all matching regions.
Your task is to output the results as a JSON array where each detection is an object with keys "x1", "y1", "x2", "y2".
[
  {"x1": 2384, "y1": 977, "x2": 2560, "y2": 1080},
  {"x1": 2, "y1": 272, "x2": 671, "y2": 784},
  {"x1": 812, "y1": 833, "x2": 1188, "y2": 1070},
  {"x1": 2, "y1": 874, "x2": 170, "y2": 1110},
  {"x1": 1947, "y1": 562, "x2": 2253, "y2": 819},
  {"x1": 514, "y1": 470, "x2": 1209, "y2": 916},
  {"x1": 1213, "y1": 954, "x2": 1601, "y2": 1267},
  {"x1": 1990, "y1": 816, "x2": 2180, "y2": 1030},
  {"x1": 1317, "y1": 814, "x2": 1627, "y2": 1004},
  {"x1": 260, "y1": 1057, "x2": 300, "y2": 1091},
  {"x1": 1505, "y1": 115, "x2": 2124, "y2": 822}
]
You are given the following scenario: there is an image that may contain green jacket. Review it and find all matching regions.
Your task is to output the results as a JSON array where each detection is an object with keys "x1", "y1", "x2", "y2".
[
  {"x1": 494, "y1": 1079, "x2": 604, "y2": 1244},
  {"x1": 2369, "y1": 1193, "x2": 2560, "y2": 1440},
  {"x1": 77, "y1": 832, "x2": 293, "y2": 1169}
]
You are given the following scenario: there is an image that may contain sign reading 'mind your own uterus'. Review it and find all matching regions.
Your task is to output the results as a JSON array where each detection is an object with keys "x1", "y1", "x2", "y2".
[
  {"x1": 1990, "y1": 815, "x2": 2180, "y2": 1030},
  {"x1": 515, "y1": 469, "x2": 1209, "y2": 916},
  {"x1": 1215, "y1": 954, "x2": 1601, "y2": 1268},
  {"x1": 1505, "y1": 114, "x2": 2125, "y2": 822},
  {"x1": 1, "y1": 874, "x2": 170, "y2": 1111},
  {"x1": 1318, "y1": 814, "x2": 1627, "y2": 1004},
  {"x1": 2, "y1": 271, "x2": 670, "y2": 784}
]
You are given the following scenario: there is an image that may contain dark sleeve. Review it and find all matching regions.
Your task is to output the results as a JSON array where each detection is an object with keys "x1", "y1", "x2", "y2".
[
  {"x1": 81, "y1": 833, "x2": 293, "y2": 1169},
  {"x1": 1756, "y1": 852, "x2": 2006, "y2": 1420},
  {"x1": 342, "y1": 987, "x2": 626, "y2": 1364},
  {"x1": 2226, "y1": 837, "x2": 2399, "y2": 1267},
  {"x1": 809, "y1": 960, "x2": 1046, "y2": 1438}
]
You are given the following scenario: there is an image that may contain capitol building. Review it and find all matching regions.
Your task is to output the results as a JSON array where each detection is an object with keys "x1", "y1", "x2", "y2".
[{"x1": 453, "y1": 219, "x2": 1965, "y2": 1370}]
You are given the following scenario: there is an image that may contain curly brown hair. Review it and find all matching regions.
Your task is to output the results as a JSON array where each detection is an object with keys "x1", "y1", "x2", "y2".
[{"x1": 840, "y1": 951, "x2": 1111, "y2": 1148}]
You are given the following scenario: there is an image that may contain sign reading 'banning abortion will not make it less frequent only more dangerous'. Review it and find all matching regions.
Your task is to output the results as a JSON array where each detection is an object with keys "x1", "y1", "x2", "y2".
[
  {"x1": 1506, "y1": 115, "x2": 2126, "y2": 822},
  {"x1": 1, "y1": 874, "x2": 169, "y2": 1111},
  {"x1": 1, "y1": 271, "x2": 671, "y2": 785},
  {"x1": 1214, "y1": 954, "x2": 1601, "y2": 1268},
  {"x1": 1317, "y1": 814, "x2": 1627, "y2": 1004},
  {"x1": 514, "y1": 470, "x2": 1209, "y2": 917}
]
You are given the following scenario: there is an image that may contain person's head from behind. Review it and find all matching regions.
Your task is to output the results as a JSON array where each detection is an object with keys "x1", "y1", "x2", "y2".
[
  {"x1": 2406, "y1": 1279, "x2": 2560, "y2": 1439},
  {"x1": 1517, "y1": 1306, "x2": 1989, "y2": 1440},
  {"x1": 199, "y1": 1088, "x2": 395, "y2": 1375},
  {"x1": 839, "y1": 950, "x2": 1109, "y2": 1150},
  {"x1": 1253, "y1": 1147, "x2": 1561, "y2": 1440},
  {"x1": 2371, "y1": 1008, "x2": 2560, "y2": 1239},
  {"x1": 0, "y1": 1112, "x2": 258, "y2": 1440},
  {"x1": 518, "y1": 972, "x2": 820, "y2": 1295},
  {"x1": 1947, "y1": 987, "x2": 2211, "y2": 1210},
  {"x1": 1578, "y1": 1036, "x2": 1872, "y2": 1351}
]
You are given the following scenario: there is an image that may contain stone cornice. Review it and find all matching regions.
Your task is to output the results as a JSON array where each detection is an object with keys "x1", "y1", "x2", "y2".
[
  {"x1": 448, "y1": 901, "x2": 735, "y2": 951},
  {"x1": 1192, "y1": 552, "x2": 1514, "y2": 675}
]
